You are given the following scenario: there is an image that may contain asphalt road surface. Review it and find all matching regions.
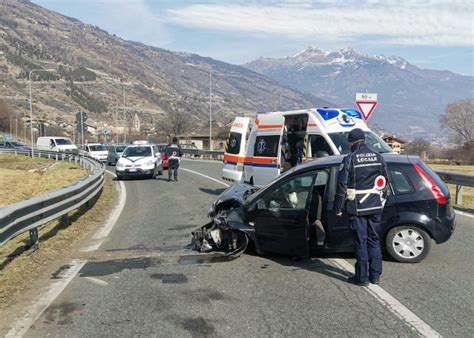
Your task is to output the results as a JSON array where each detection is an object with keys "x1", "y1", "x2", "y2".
[{"x1": 13, "y1": 159, "x2": 474, "y2": 336}]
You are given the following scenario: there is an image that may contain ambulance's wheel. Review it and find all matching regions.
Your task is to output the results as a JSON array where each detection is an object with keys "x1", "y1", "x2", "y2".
[{"x1": 385, "y1": 225, "x2": 431, "y2": 263}]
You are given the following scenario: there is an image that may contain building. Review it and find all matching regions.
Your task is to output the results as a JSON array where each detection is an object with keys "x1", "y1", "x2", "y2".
[{"x1": 381, "y1": 134, "x2": 407, "y2": 154}]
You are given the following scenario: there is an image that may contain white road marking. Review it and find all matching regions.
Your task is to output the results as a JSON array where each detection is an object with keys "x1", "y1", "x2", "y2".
[
  {"x1": 6, "y1": 171, "x2": 127, "y2": 337},
  {"x1": 84, "y1": 277, "x2": 109, "y2": 286},
  {"x1": 330, "y1": 258, "x2": 441, "y2": 337},
  {"x1": 184, "y1": 166, "x2": 441, "y2": 337},
  {"x1": 455, "y1": 210, "x2": 474, "y2": 219},
  {"x1": 6, "y1": 260, "x2": 87, "y2": 338},
  {"x1": 181, "y1": 167, "x2": 230, "y2": 187}
]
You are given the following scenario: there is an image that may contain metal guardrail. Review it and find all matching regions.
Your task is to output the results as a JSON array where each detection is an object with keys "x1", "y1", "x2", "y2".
[
  {"x1": 435, "y1": 170, "x2": 474, "y2": 206},
  {"x1": 181, "y1": 148, "x2": 224, "y2": 160},
  {"x1": 0, "y1": 149, "x2": 105, "y2": 247}
]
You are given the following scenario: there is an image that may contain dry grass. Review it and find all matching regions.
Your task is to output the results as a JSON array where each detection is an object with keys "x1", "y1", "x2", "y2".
[
  {"x1": 429, "y1": 164, "x2": 474, "y2": 210},
  {"x1": 0, "y1": 155, "x2": 87, "y2": 207},
  {"x1": 0, "y1": 175, "x2": 116, "y2": 311}
]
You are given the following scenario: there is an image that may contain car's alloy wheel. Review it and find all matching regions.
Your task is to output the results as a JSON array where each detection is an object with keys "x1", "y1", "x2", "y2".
[{"x1": 385, "y1": 225, "x2": 431, "y2": 263}]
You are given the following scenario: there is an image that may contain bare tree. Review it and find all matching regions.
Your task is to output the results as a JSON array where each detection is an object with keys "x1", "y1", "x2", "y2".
[
  {"x1": 440, "y1": 99, "x2": 473, "y2": 147},
  {"x1": 405, "y1": 138, "x2": 431, "y2": 158},
  {"x1": 0, "y1": 99, "x2": 12, "y2": 132},
  {"x1": 160, "y1": 109, "x2": 192, "y2": 138}
]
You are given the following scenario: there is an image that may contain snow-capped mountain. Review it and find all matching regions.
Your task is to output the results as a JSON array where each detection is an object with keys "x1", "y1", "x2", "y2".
[{"x1": 244, "y1": 47, "x2": 474, "y2": 137}]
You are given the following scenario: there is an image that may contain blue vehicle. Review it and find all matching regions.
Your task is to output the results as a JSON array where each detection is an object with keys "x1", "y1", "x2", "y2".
[
  {"x1": 107, "y1": 144, "x2": 127, "y2": 165},
  {"x1": 0, "y1": 141, "x2": 30, "y2": 151}
]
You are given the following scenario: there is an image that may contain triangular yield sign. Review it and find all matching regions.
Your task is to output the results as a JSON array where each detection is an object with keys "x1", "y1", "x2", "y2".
[{"x1": 355, "y1": 101, "x2": 377, "y2": 121}]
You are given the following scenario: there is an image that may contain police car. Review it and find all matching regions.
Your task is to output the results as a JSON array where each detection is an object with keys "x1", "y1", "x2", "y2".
[
  {"x1": 194, "y1": 154, "x2": 455, "y2": 263},
  {"x1": 222, "y1": 108, "x2": 393, "y2": 187},
  {"x1": 115, "y1": 143, "x2": 163, "y2": 180}
]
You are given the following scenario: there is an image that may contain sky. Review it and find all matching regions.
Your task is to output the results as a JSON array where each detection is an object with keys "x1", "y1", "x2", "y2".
[{"x1": 34, "y1": 0, "x2": 474, "y2": 76}]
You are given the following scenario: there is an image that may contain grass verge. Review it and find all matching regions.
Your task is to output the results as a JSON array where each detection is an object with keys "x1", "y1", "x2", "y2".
[
  {"x1": 0, "y1": 155, "x2": 87, "y2": 208},
  {"x1": 0, "y1": 175, "x2": 116, "y2": 311},
  {"x1": 430, "y1": 164, "x2": 474, "y2": 211}
]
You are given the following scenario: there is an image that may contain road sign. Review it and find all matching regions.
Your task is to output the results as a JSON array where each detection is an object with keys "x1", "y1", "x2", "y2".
[
  {"x1": 76, "y1": 122, "x2": 86, "y2": 134},
  {"x1": 75, "y1": 111, "x2": 88, "y2": 122},
  {"x1": 103, "y1": 128, "x2": 109, "y2": 136},
  {"x1": 355, "y1": 93, "x2": 378, "y2": 121}
]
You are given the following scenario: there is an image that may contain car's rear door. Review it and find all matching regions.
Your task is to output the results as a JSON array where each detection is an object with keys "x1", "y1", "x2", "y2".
[{"x1": 252, "y1": 173, "x2": 314, "y2": 257}]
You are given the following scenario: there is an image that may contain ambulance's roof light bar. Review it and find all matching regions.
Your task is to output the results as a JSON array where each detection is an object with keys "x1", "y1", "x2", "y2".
[
  {"x1": 316, "y1": 108, "x2": 339, "y2": 121},
  {"x1": 341, "y1": 109, "x2": 363, "y2": 119}
]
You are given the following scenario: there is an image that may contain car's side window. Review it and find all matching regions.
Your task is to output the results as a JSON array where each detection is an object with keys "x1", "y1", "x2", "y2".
[
  {"x1": 259, "y1": 174, "x2": 315, "y2": 210},
  {"x1": 389, "y1": 168, "x2": 414, "y2": 194}
]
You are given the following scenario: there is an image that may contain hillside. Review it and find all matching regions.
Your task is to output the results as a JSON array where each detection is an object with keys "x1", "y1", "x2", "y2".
[
  {"x1": 244, "y1": 47, "x2": 474, "y2": 139},
  {"x1": 0, "y1": 0, "x2": 329, "y2": 137}
]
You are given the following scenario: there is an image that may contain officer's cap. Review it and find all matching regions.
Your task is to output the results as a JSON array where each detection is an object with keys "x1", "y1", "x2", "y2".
[{"x1": 348, "y1": 128, "x2": 365, "y2": 142}]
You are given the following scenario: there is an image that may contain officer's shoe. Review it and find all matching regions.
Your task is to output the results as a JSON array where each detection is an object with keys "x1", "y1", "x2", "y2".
[
  {"x1": 369, "y1": 277, "x2": 380, "y2": 285},
  {"x1": 347, "y1": 275, "x2": 369, "y2": 287}
]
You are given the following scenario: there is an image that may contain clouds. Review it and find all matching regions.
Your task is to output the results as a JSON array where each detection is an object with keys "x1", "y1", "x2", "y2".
[{"x1": 166, "y1": 1, "x2": 474, "y2": 47}]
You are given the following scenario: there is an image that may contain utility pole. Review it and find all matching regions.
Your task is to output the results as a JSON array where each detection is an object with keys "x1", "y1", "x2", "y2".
[{"x1": 123, "y1": 83, "x2": 127, "y2": 144}]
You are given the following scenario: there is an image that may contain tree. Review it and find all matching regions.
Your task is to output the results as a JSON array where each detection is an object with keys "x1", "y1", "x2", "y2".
[
  {"x1": 440, "y1": 99, "x2": 474, "y2": 163},
  {"x1": 405, "y1": 138, "x2": 431, "y2": 158},
  {"x1": 0, "y1": 99, "x2": 12, "y2": 132},
  {"x1": 160, "y1": 109, "x2": 191, "y2": 138}
]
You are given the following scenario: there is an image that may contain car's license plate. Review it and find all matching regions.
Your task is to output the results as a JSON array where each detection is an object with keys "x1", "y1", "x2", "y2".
[{"x1": 129, "y1": 168, "x2": 137, "y2": 172}]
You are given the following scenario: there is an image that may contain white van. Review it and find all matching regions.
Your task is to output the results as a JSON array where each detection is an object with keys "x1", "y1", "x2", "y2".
[
  {"x1": 222, "y1": 108, "x2": 393, "y2": 186},
  {"x1": 36, "y1": 136, "x2": 78, "y2": 154},
  {"x1": 84, "y1": 143, "x2": 108, "y2": 162}
]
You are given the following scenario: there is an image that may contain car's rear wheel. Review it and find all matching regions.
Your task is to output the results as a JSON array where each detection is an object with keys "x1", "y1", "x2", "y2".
[{"x1": 385, "y1": 225, "x2": 431, "y2": 263}]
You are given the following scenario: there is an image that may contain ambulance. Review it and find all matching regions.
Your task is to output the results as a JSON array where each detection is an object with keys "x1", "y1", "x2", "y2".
[{"x1": 222, "y1": 108, "x2": 393, "y2": 186}]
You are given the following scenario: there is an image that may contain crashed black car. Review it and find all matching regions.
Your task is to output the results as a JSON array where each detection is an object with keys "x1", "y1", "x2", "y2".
[{"x1": 192, "y1": 155, "x2": 455, "y2": 263}]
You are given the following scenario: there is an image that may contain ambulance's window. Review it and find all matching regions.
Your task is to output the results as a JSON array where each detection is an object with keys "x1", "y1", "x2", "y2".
[
  {"x1": 254, "y1": 135, "x2": 280, "y2": 157},
  {"x1": 309, "y1": 135, "x2": 333, "y2": 157},
  {"x1": 226, "y1": 132, "x2": 242, "y2": 154}
]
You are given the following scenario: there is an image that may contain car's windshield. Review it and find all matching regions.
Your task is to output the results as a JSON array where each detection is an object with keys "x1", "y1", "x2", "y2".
[
  {"x1": 55, "y1": 138, "x2": 73, "y2": 145},
  {"x1": 122, "y1": 146, "x2": 152, "y2": 157},
  {"x1": 115, "y1": 146, "x2": 126, "y2": 153},
  {"x1": 10, "y1": 142, "x2": 26, "y2": 147},
  {"x1": 89, "y1": 145, "x2": 106, "y2": 151},
  {"x1": 329, "y1": 131, "x2": 393, "y2": 154}
]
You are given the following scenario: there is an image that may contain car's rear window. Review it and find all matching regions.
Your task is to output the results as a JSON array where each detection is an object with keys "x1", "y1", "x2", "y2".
[
  {"x1": 254, "y1": 135, "x2": 280, "y2": 157},
  {"x1": 389, "y1": 168, "x2": 414, "y2": 194},
  {"x1": 226, "y1": 132, "x2": 242, "y2": 155}
]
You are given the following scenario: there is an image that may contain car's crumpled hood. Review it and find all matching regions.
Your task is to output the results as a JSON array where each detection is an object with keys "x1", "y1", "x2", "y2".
[{"x1": 213, "y1": 182, "x2": 256, "y2": 210}]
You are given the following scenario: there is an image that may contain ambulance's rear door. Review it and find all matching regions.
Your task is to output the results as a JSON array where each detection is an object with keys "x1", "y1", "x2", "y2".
[
  {"x1": 252, "y1": 115, "x2": 284, "y2": 186},
  {"x1": 222, "y1": 117, "x2": 251, "y2": 182}
]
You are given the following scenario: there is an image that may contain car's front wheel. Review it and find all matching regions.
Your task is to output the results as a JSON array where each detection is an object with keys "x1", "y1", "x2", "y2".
[{"x1": 385, "y1": 225, "x2": 431, "y2": 263}]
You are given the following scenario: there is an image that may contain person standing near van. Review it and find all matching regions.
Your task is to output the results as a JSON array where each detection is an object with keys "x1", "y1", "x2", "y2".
[
  {"x1": 166, "y1": 137, "x2": 182, "y2": 182},
  {"x1": 334, "y1": 128, "x2": 389, "y2": 286}
]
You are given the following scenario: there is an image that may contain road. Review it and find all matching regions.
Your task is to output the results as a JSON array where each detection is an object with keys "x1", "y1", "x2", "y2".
[{"x1": 9, "y1": 159, "x2": 474, "y2": 336}]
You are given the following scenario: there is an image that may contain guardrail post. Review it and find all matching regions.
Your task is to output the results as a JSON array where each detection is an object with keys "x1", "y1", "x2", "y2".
[
  {"x1": 455, "y1": 185, "x2": 463, "y2": 205},
  {"x1": 29, "y1": 228, "x2": 39, "y2": 248},
  {"x1": 60, "y1": 213, "x2": 70, "y2": 226},
  {"x1": 55, "y1": 154, "x2": 58, "y2": 161},
  {"x1": 48, "y1": 154, "x2": 51, "y2": 159}
]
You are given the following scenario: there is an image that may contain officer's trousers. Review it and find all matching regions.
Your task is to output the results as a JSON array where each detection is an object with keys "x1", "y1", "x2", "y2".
[
  {"x1": 349, "y1": 213, "x2": 382, "y2": 282},
  {"x1": 168, "y1": 159, "x2": 179, "y2": 181}
]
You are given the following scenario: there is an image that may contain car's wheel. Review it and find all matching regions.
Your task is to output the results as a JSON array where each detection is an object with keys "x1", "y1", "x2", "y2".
[
  {"x1": 385, "y1": 225, "x2": 431, "y2": 263},
  {"x1": 151, "y1": 167, "x2": 157, "y2": 179},
  {"x1": 116, "y1": 173, "x2": 122, "y2": 180}
]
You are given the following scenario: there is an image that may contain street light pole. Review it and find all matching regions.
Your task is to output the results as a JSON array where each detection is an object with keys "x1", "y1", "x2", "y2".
[
  {"x1": 29, "y1": 68, "x2": 55, "y2": 156},
  {"x1": 186, "y1": 63, "x2": 213, "y2": 150}
]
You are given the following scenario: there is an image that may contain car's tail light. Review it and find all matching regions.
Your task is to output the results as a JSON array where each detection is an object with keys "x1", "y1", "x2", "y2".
[{"x1": 413, "y1": 163, "x2": 446, "y2": 205}]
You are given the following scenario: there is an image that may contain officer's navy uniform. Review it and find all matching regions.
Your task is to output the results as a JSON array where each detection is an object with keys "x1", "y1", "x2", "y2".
[
  {"x1": 166, "y1": 141, "x2": 182, "y2": 181},
  {"x1": 334, "y1": 130, "x2": 389, "y2": 285}
]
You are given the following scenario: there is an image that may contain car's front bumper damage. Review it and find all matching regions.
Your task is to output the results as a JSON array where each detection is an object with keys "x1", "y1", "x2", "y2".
[{"x1": 191, "y1": 209, "x2": 252, "y2": 258}]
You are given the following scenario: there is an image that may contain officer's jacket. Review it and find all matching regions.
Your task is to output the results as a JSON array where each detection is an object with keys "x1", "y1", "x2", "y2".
[
  {"x1": 166, "y1": 143, "x2": 182, "y2": 160},
  {"x1": 334, "y1": 143, "x2": 389, "y2": 216}
]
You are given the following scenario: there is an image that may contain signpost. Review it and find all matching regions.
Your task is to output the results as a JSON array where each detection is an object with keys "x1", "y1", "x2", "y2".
[
  {"x1": 75, "y1": 111, "x2": 88, "y2": 150},
  {"x1": 355, "y1": 93, "x2": 378, "y2": 121}
]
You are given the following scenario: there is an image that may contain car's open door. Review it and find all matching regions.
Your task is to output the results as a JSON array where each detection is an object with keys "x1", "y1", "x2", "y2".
[{"x1": 252, "y1": 174, "x2": 315, "y2": 257}]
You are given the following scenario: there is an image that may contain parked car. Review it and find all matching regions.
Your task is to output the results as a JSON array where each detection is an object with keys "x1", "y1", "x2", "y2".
[
  {"x1": 192, "y1": 154, "x2": 455, "y2": 263},
  {"x1": 0, "y1": 141, "x2": 30, "y2": 151},
  {"x1": 84, "y1": 143, "x2": 108, "y2": 162},
  {"x1": 36, "y1": 136, "x2": 78, "y2": 154},
  {"x1": 156, "y1": 143, "x2": 169, "y2": 169},
  {"x1": 107, "y1": 144, "x2": 127, "y2": 165},
  {"x1": 115, "y1": 144, "x2": 163, "y2": 180}
]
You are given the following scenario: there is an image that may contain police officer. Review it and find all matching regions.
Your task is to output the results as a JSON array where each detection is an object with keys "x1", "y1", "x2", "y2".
[
  {"x1": 166, "y1": 137, "x2": 182, "y2": 182},
  {"x1": 334, "y1": 128, "x2": 389, "y2": 286}
]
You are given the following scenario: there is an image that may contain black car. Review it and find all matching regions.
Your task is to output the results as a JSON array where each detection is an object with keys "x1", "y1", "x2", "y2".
[
  {"x1": 0, "y1": 141, "x2": 30, "y2": 151},
  {"x1": 193, "y1": 154, "x2": 455, "y2": 263}
]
